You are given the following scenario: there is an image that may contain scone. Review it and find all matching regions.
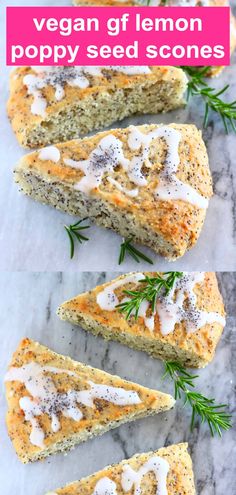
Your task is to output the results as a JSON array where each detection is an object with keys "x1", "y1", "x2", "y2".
[
  {"x1": 7, "y1": 66, "x2": 187, "y2": 148},
  {"x1": 44, "y1": 443, "x2": 196, "y2": 495},
  {"x1": 74, "y1": 0, "x2": 228, "y2": 4},
  {"x1": 4, "y1": 338, "x2": 174, "y2": 463},
  {"x1": 14, "y1": 123, "x2": 212, "y2": 260},
  {"x1": 57, "y1": 272, "x2": 226, "y2": 368}
]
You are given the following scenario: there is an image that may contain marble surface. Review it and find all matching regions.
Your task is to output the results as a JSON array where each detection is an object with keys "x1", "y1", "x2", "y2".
[
  {"x1": 0, "y1": 0, "x2": 236, "y2": 271},
  {"x1": 0, "y1": 271, "x2": 235, "y2": 495}
]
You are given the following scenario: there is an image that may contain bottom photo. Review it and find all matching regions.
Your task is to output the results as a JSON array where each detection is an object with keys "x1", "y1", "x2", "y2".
[{"x1": 0, "y1": 271, "x2": 235, "y2": 494}]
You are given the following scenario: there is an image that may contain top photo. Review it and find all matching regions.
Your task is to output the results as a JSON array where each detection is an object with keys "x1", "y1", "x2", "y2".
[{"x1": 0, "y1": 0, "x2": 236, "y2": 271}]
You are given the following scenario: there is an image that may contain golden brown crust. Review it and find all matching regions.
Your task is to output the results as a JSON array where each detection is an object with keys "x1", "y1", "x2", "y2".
[
  {"x1": 7, "y1": 66, "x2": 187, "y2": 148},
  {"x1": 5, "y1": 338, "x2": 174, "y2": 463},
  {"x1": 73, "y1": 0, "x2": 228, "y2": 5},
  {"x1": 58, "y1": 272, "x2": 225, "y2": 367},
  {"x1": 47, "y1": 443, "x2": 196, "y2": 495},
  {"x1": 74, "y1": 0, "x2": 136, "y2": 4},
  {"x1": 14, "y1": 123, "x2": 212, "y2": 259}
]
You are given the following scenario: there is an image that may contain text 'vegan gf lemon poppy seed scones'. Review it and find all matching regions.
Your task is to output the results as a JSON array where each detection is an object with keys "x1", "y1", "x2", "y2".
[
  {"x1": 73, "y1": 0, "x2": 236, "y2": 78},
  {"x1": 57, "y1": 272, "x2": 226, "y2": 368},
  {"x1": 7, "y1": 65, "x2": 187, "y2": 148},
  {"x1": 4, "y1": 338, "x2": 174, "y2": 463},
  {"x1": 43, "y1": 443, "x2": 196, "y2": 495},
  {"x1": 14, "y1": 123, "x2": 212, "y2": 260}
]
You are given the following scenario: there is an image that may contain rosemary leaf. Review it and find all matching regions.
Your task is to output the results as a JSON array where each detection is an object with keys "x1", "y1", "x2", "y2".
[
  {"x1": 64, "y1": 218, "x2": 90, "y2": 259},
  {"x1": 118, "y1": 237, "x2": 154, "y2": 265},
  {"x1": 181, "y1": 66, "x2": 236, "y2": 133},
  {"x1": 163, "y1": 361, "x2": 232, "y2": 436},
  {"x1": 64, "y1": 226, "x2": 75, "y2": 259},
  {"x1": 117, "y1": 272, "x2": 183, "y2": 318}
]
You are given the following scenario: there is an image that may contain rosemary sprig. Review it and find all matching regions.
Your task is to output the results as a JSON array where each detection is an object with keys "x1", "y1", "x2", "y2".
[
  {"x1": 181, "y1": 66, "x2": 236, "y2": 133},
  {"x1": 64, "y1": 218, "x2": 90, "y2": 259},
  {"x1": 163, "y1": 361, "x2": 232, "y2": 436},
  {"x1": 117, "y1": 272, "x2": 183, "y2": 318},
  {"x1": 118, "y1": 237, "x2": 154, "y2": 265}
]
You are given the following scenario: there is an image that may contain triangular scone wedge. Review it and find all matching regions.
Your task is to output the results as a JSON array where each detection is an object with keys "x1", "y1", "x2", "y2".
[
  {"x1": 14, "y1": 123, "x2": 212, "y2": 260},
  {"x1": 7, "y1": 66, "x2": 187, "y2": 148},
  {"x1": 4, "y1": 338, "x2": 174, "y2": 464},
  {"x1": 44, "y1": 443, "x2": 195, "y2": 495},
  {"x1": 58, "y1": 272, "x2": 226, "y2": 368}
]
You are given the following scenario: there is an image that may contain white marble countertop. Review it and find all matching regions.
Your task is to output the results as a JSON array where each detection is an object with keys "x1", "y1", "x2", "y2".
[
  {"x1": 0, "y1": 0, "x2": 236, "y2": 271},
  {"x1": 0, "y1": 272, "x2": 235, "y2": 495}
]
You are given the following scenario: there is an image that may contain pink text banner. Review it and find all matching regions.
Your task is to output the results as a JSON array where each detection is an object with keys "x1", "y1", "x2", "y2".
[{"x1": 6, "y1": 6, "x2": 230, "y2": 66}]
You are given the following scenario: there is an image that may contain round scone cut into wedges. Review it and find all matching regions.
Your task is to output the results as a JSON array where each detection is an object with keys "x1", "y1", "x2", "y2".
[
  {"x1": 14, "y1": 123, "x2": 212, "y2": 260},
  {"x1": 4, "y1": 338, "x2": 174, "y2": 463},
  {"x1": 7, "y1": 65, "x2": 187, "y2": 149},
  {"x1": 57, "y1": 272, "x2": 226, "y2": 368},
  {"x1": 43, "y1": 443, "x2": 196, "y2": 495}
]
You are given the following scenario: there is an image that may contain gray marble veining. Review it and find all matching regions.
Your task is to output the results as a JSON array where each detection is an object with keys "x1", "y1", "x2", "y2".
[
  {"x1": 0, "y1": 0, "x2": 236, "y2": 271},
  {"x1": 0, "y1": 272, "x2": 235, "y2": 495}
]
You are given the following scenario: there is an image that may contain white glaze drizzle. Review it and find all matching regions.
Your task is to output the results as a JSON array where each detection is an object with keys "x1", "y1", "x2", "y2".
[
  {"x1": 4, "y1": 362, "x2": 141, "y2": 448},
  {"x1": 38, "y1": 146, "x2": 61, "y2": 163},
  {"x1": 121, "y1": 456, "x2": 169, "y2": 495},
  {"x1": 97, "y1": 273, "x2": 145, "y2": 311},
  {"x1": 77, "y1": 380, "x2": 141, "y2": 407},
  {"x1": 121, "y1": 296, "x2": 156, "y2": 332},
  {"x1": 107, "y1": 177, "x2": 139, "y2": 198},
  {"x1": 46, "y1": 456, "x2": 169, "y2": 495},
  {"x1": 96, "y1": 272, "x2": 226, "y2": 336},
  {"x1": 23, "y1": 66, "x2": 151, "y2": 117},
  {"x1": 64, "y1": 134, "x2": 130, "y2": 194},
  {"x1": 97, "y1": 273, "x2": 155, "y2": 332},
  {"x1": 63, "y1": 125, "x2": 208, "y2": 209},
  {"x1": 92, "y1": 477, "x2": 118, "y2": 495},
  {"x1": 128, "y1": 126, "x2": 209, "y2": 209},
  {"x1": 156, "y1": 272, "x2": 226, "y2": 335},
  {"x1": 137, "y1": 300, "x2": 156, "y2": 332},
  {"x1": 156, "y1": 175, "x2": 208, "y2": 208}
]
